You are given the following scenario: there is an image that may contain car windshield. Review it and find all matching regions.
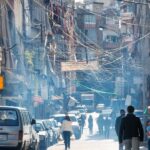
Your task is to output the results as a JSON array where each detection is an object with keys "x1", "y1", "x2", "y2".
[
  {"x1": 79, "y1": 109, "x2": 84, "y2": 113},
  {"x1": 0, "y1": 109, "x2": 18, "y2": 126},
  {"x1": 34, "y1": 123, "x2": 44, "y2": 132},
  {"x1": 53, "y1": 116, "x2": 64, "y2": 123},
  {"x1": 70, "y1": 116, "x2": 77, "y2": 122},
  {"x1": 45, "y1": 120, "x2": 53, "y2": 128}
]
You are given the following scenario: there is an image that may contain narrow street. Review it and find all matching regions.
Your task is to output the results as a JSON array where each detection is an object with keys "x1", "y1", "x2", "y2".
[
  {"x1": 48, "y1": 125, "x2": 118, "y2": 150},
  {"x1": 49, "y1": 139, "x2": 118, "y2": 150},
  {"x1": 48, "y1": 113, "x2": 147, "y2": 150},
  {"x1": 48, "y1": 128, "x2": 147, "y2": 150},
  {"x1": 0, "y1": 0, "x2": 150, "y2": 149}
]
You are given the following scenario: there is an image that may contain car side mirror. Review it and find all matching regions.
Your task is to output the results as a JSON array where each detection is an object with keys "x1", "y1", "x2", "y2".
[{"x1": 31, "y1": 119, "x2": 36, "y2": 125}]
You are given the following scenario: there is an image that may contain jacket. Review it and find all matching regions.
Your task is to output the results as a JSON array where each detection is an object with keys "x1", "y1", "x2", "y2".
[
  {"x1": 119, "y1": 113, "x2": 144, "y2": 143},
  {"x1": 60, "y1": 120, "x2": 73, "y2": 133}
]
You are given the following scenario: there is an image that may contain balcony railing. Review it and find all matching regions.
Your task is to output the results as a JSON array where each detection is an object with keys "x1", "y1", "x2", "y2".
[
  {"x1": 122, "y1": 35, "x2": 133, "y2": 44},
  {"x1": 120, "y1": 12, "x2": 134, "y2": 23},
  {"x1": 102, "y1": 41, "x2": 120, "y2": 49}
]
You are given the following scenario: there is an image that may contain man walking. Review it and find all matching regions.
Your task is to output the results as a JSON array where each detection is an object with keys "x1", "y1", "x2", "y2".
[
  {"x1": 115, "y1": 109, "x2": 125, "y2": 150},
  {"x1": 119, "y1": 105, "x2": 144, "y2": 150},
  {"x1": 97, "y1": 113, "x2": 104, "y2": 135}
]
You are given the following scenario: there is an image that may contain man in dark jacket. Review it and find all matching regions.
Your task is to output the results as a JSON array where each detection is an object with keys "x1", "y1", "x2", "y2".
[
  {"x1": 115, "y1": 109, "x2": 125, "y2": 150},
  {"x1": 119, "y1": 105, "x2": 144, "y2": 150}
]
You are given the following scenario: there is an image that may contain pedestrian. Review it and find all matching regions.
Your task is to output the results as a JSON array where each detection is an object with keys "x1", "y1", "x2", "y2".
[
  {"x1": 104, "y1": 116, "x2": 111, "y2": 139},
  {"x1": 60, "y1": 115, "x2": 73, "y2": 150},
  {"x1": 79, "y1": 114, "x2": 86, "y2": 134},
  {"x1": 115, "y1": 109, "x2": 125, "y2": 150},
  {"x1": 119, "y1": 105, "x2": 144, "y2": 150},
  {"x1": 97, "y1": 113, "x2": 104, "y2": 135},
  {"x1": 146, "y1": 120, "x2": 150, "y2": 150},
  {"x1": 88, "y1": 115, "x2": 93, "y2": 135},
  {"x1": 110, "y1": 110, "x2": 116, "y2": 127}
]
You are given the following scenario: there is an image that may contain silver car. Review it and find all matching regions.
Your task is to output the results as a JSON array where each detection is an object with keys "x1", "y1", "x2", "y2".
[{"x1": 0, "y1": 106, "x2": 36, "y2": 150}]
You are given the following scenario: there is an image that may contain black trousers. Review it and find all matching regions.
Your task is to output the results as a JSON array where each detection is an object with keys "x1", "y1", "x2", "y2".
[{"x1": 63, "y1": 131, "x2": 71, "y2": 150}]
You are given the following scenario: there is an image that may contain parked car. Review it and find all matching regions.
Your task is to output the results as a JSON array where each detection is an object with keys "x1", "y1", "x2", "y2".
[
  {"x1": 52, "y1": 114, "x2": 81, "y2": 139},
  {"x1": 30, "y1": 127, "x2": 39, "y2": 150},
  {"x1": 0, "y1": 106, "x2": 36, "y2": 150},
  {"x1": 42, "y1": 119, "x2": 56, "y2": 145},
  {"x1": 68, "y1": 110, "x2": 81, "y2": 119},
  {"x1": 44, "y1": 119, "x2": 59, "y2": 143},
  {"x1": 78, "y1": 108, "x2": 87, "y2": 115},
  {"x1": 75, "y1": 105, "x2": 87, "y2": 112},
  {"x1": 34, "y1": 120, "x2": 50, "y2": 150}
]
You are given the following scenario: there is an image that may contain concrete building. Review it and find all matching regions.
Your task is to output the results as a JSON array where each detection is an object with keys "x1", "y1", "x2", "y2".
[
  {"x1": 75, "y1": 2, "x2": 110, "y2": 105},
  {"x1": 0, "y1": 0, "x2": 27, "y2": 106},
  {"x1": 84, "y1": 0, "x2": 114, "y2": 7}
]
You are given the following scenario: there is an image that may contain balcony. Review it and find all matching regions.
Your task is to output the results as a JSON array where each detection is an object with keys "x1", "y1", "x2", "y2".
[
  {"x1": 102, "y1": 41, "x2": 120, "y2": 49},
  {"x1": 120, "y1": 12, "x2": 134, "y2": 23},
  {"x1": 122, "y1": 35, "x2": 133, "y2": 44}
]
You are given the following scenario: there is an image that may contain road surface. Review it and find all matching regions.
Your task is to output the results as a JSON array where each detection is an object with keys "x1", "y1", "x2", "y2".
[{"x1": 48, "y1": 113, "x2": 147, "y2": 150}]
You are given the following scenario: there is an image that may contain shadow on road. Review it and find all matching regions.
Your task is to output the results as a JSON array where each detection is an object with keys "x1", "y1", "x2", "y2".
[{"x1": 84, "y1": 128, "x2": 118, "y2": 142}]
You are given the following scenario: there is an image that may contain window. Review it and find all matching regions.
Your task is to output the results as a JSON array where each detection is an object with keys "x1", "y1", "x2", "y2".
[
  {"x1": 34, "y1": 123, "x2": 44, "y2": 132},
  {"x1": 84, "y1": 15, "x2": 96, "y2": 24},
  {"x1": 86, "y1": 29, "x2": 97, "y2": 42},
  {"x1": 0, "y1": 110, "x2": 19, "y2": 126},
  {"x1": 106, "y1": 35, "x2": 119, "y2": 43}
]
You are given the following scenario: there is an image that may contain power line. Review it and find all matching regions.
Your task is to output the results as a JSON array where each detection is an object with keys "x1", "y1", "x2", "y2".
[
  {"x1": 35, "y1": 0, "x2": 150, "y2": 55},
  {"x1": 79, "y1": 7, "x2": 150, "y2": 28},
  {"x1": 32, "y1": 0, "x2": 150, "y2": 72}
]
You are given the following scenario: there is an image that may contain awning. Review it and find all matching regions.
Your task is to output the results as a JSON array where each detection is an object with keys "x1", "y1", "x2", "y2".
[
  {"x1": 2, "y1": 95, "x2": 23, "y2": 100},
  {"x1": 51, "y1": 95, "x2": 63, "y2": 101}
]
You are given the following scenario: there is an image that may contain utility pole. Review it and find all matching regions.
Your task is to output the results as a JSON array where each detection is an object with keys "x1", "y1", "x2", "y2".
[{"x1": 67, "y1": 1, "x2": 76, "y2": 96}]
